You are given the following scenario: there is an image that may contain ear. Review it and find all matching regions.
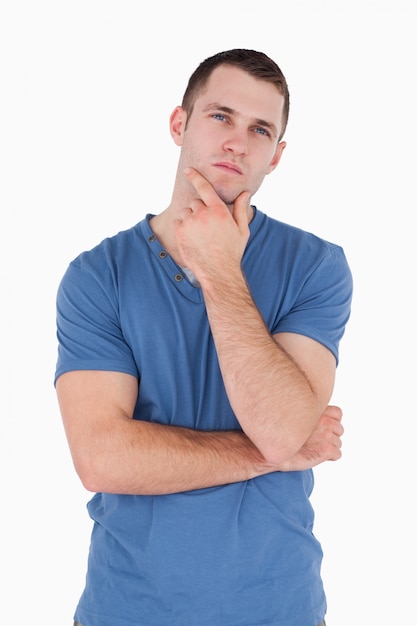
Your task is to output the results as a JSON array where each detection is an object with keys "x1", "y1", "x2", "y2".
[
  {"x1": 170, "y1": 106, "x2": 187, "y2": 146},
  {"x1": 266, "y1": 141, "x2": 286, "y2": 174}
]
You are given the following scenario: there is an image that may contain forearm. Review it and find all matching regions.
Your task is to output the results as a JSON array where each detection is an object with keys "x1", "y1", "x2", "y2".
[
  {"x1": 172, "y1": 168, "x2": 336, "y2": 464},
  {"x1": 73, "y1": 408, "x2": 344, "y2": 495},
  {"x1": 58, "y1": 370, "x2": 280, "y2": 496},
  {"x1": 74, "y1": 417, "x2": 273, "y2": 496},
  {"x1": 200, "y1": 270, "x2": 321, "y2": 464},
  {"x1": 60, "y1": 371, "x2": 341, "y2": 496}
]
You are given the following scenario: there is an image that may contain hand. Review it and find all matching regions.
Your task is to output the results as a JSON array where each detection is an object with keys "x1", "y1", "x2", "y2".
[
  {"x1": 277, "y1": 405, "x2": 344, "y2": 472},
  {"x1": 173, "y1": 167, "x2": 251, "y2": 279}
]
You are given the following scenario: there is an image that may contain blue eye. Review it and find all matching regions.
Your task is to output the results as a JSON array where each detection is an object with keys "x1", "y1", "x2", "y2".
[
  {"x1": 255, "y1": 127, "x2": 270, "y2": 136},
  {"x1": 212, "y1": 113, "x2": 227, "y2": 121}
]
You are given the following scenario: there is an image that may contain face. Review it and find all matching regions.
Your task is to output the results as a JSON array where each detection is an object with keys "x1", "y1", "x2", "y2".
[{"x1": 171, "y1": 65, "x2": 286, "y2": 207}]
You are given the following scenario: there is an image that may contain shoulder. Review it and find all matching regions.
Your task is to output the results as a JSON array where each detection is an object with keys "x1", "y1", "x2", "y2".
[
  {"x1": 249, "y1": 207, "x2": 351, "y2": 274},
  {"x1": 56, "y1": 219, "x2": 150, "y2": 311},
  {"x1": 72, "y1": 221, "x2": 144, "y2": 269}
]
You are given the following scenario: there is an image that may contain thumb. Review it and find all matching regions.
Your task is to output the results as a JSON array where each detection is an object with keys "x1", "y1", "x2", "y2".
[{"x1": 232, "y1": 191, "x2": 251, "y2": 230}]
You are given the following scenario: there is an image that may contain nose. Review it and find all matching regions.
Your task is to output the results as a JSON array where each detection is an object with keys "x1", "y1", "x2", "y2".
[{"x1": 222, "y1": 128, "x2": 249, "y2": 156}]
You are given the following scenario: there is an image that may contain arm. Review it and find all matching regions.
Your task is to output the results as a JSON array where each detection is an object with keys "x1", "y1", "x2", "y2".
[
  {"x1": 56, "y1": 369, "x2": 270, "y2": 495},
  {"x1": 202, "y1": 278, "x2": 336, "y2": 465},
  {"x1": 56, "y1": 370, "x2": 343, "y2": 496},
  {"x1": 174, "y1": 168, "x2": 337, "y2": 465},
  {"x1": 279, "y1": 403, "x2": 343, "y2": 471}
]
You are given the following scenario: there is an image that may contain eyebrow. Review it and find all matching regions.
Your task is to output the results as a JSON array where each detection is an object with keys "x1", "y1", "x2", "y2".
[{"x1": 203, "y1": 103, "x2": 278, "y2": 138}]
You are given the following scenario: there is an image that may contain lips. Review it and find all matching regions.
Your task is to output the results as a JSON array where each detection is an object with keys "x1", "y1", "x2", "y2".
[{"x1": 212, "y1": 161, "x2": 243, "y2": 175}]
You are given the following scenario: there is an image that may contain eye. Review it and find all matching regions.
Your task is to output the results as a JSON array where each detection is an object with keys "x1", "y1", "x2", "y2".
[
  {"x1": 212, "y1": 113, "x2": 227, "y2": 122},
  {"x1": 254, "y1": 127, "x2": 270, "y2": 137}
]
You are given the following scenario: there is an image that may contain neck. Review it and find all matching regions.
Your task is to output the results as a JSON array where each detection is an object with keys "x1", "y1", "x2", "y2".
[{"x1": 148, "y1": 210, "x2": 183, "y2": 265}]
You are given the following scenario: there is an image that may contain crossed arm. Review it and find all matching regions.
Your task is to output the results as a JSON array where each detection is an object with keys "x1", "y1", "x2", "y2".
[
  {"x1": 56, "y1": 168, "x2": 344, "y2": 495},
  {"x1": 56, "y1": 369, "x2": 343, "y2": 496}
]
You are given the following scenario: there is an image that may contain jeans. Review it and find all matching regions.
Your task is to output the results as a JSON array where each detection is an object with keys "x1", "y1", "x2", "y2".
[{"x1": 74, "y1": 620, "x2": 326, "y2": 626}]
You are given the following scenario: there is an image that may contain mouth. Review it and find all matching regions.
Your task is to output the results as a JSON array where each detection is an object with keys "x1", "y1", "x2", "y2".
[{"x1": 212, "y1": 161, "x2": 243, "y2": 175}]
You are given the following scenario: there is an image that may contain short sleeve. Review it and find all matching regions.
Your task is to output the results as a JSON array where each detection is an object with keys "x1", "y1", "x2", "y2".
[
  {"x1": 274, "y1": 244, "x2": 353, "y2": 364},
  {"x1": 54, "y1": 256, "x2": 138, "y2": 385}
]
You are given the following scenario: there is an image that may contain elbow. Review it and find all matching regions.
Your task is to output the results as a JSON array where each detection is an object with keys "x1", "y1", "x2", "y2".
[
  {"x1": 250, "y1": 402, "x2": 324, "y2": 466},
  {"x1": 73, "y1": 452, "x2": 113, "y2": 493},
  {"x1": 252, "y1": 429, "x2": 307, "y2": 467},
  {"x1": 259, "y1": 443, "x2": 296, "y2": 467},
  {"x1": 78, "y1": 472, "x2": 102, "y2": 494}
]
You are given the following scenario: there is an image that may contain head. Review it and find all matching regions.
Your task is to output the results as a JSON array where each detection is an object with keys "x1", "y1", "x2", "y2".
[
  {"x1": 169, "y1": 49, "x2": 289, "y2": 209},
  {"x1": 181, "y1": 49, "x2": 290, "y2": 142}
]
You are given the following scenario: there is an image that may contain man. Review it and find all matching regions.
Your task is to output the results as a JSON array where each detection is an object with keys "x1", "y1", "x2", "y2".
[{"x1": 55, "y1": 49, "x2": 352, "y2": 626}]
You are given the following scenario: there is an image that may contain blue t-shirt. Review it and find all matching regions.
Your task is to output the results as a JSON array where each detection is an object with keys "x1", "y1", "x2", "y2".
[{"x1": 55, "y1": 208, "x2": 352, "y2": 626}]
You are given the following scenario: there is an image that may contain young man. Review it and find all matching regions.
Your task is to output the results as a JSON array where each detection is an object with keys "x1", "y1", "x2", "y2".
[{"x1": 55, "y1": 49, "x2": 352, "y2": 626}]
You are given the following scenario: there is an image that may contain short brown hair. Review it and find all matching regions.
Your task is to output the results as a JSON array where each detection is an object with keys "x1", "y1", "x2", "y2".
[{"x1": 181, "y1": 49, "x2": 290, "y2": 141}]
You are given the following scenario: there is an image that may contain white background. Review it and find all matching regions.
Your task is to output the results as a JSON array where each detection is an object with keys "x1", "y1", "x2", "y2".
[{"x1": 1, "y1": 1, "x2": 416, "y2": 624}]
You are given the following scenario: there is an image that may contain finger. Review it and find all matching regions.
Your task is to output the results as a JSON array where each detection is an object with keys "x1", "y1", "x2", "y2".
[
  {"x1": 232, "y1": 191, "x2": 251, "y2": 229},
  {"x1": 177, "y1": 206, "x2": 194, "y2": 219},
  {"x1": 184, "y1": 167, "x2": 223, "y2": 207},
  {"x1": 323, "y1": 405, "x2": 343, "y2": 421},
  {"x1": 324, "y1": 414, "x2": 344, "y2": 436},
  {"x1": 331, "y1": 421, "x2": 344, "y2": 438}
]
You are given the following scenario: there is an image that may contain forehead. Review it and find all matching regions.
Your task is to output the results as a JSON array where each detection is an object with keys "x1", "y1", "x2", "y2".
[{"x1": 194, "y1": 65, "x2": 284, "y2": 126}]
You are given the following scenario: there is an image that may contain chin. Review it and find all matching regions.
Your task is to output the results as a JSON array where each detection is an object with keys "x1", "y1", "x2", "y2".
[{"x1": 212, "y1": 184, "x2": 239, "y2": 207}]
